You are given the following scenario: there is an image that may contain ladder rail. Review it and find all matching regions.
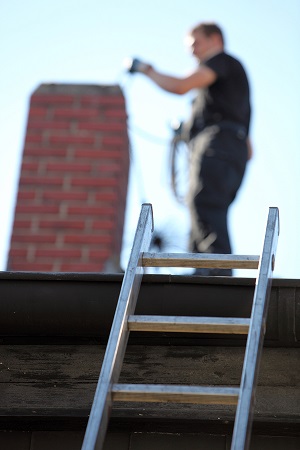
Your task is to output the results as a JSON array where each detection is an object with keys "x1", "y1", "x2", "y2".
[
  {"x1": 81, "y1": 204, "x2": 154, "y2": 450},
  {"x1": 231, "y1": 207, "x2": 279, "y2": 450}
]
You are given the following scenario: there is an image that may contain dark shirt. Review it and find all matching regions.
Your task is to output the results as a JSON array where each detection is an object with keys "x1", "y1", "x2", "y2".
[{"x1": 188, "y1": 52, "x2": 251, "y2": 139}]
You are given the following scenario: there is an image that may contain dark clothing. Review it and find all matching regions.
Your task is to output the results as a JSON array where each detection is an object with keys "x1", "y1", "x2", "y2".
[
  {"x1": 188, "y1": 52, "x2": 251, "y2": 139},
  {"x1": 186, "y1": 52, "x2": 251, "y2": 276}
]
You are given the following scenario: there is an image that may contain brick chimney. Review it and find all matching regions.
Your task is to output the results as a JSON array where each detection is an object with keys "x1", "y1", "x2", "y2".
[{"x1": 8, "y1": 84, "x2": 130, "y2": 272}]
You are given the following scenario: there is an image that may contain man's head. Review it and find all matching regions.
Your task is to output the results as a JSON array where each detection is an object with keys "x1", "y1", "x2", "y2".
[{"x1": 187, "y1": 22, "x2": 225, "y2": 61}]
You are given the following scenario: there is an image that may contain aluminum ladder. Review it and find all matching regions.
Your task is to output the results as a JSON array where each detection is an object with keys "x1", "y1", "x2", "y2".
[{"x1": 81, "y1": 203, "x2": 279, "y2": 450}]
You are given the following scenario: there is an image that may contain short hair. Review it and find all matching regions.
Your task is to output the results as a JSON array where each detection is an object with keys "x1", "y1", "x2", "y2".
[{"x1": 190, "y1": 22, "x2": 225, "y2": 46}]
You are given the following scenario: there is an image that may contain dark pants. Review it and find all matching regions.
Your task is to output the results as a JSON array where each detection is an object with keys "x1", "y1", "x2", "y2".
[{"x1": 187, "y1": 124, "x2": 248, "y2": 276}]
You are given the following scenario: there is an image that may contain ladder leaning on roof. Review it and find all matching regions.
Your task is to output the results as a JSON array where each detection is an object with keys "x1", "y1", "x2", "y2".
[{"x1": 81, "y1": 203, "x2": 280, "y2": 450}]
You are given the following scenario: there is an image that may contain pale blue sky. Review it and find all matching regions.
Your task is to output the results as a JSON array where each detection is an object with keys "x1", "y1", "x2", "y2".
[{"x1": 1, "y1": 0, "x2": 299, "y2": 277}]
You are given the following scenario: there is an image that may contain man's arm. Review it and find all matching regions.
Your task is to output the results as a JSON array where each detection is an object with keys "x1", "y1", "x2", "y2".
[{"x1": 140, "y1": 64, "x2": 217, "y2": 95}]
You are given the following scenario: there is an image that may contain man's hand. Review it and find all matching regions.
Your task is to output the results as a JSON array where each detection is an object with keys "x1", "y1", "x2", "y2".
[
  {"x1": 124, "y1": 57, "x2": 216, "y2": 94},
  {"x1": 125, "y1": 57, "x2": 152, "y2": 74}
]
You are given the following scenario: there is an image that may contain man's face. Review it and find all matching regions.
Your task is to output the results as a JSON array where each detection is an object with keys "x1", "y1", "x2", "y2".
[{"x1": 187, "y1": 31, "x2": 216, "y2": 61}]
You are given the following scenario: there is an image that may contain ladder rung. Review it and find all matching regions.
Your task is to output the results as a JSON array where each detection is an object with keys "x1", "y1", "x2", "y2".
[
  {"x1": 112, "y1": 383, "x2": 239, "y2": 405},
  {"x1": 128, "y1": 315, "x2": 250, "y2": 334},
  {"x1": 142, "y1": 252, "x2": 259, "y2": 269}
]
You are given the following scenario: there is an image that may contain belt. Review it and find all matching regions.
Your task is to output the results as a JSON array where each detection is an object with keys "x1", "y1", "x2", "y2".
[
  {"x1": 213, "y1": 120, "x2": 247, "y2": 139},
  {"x1": 190, "y1": 120, "x2": 247, "y2": 141}
]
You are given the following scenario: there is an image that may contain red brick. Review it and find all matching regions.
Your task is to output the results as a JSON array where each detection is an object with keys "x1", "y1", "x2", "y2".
[
  {"x1": 25, "y1": 135, "x2": 43, "y2": 144},
  {"x1": 68, "y1": 205, "x2": 116, "y2": 216},
  {"x1": 64, "y1": 234, "x2": 112, "y2": 244},
  {"x1": 94, "y1": 192, "x2": 118, "y2": 202},
  {"x1": 21, "y1": 161, "x2": 40, "y2": 172},
  {"x1": 11, "y1": 234, "x2": 56, "y2": 243},
  {"x1": 19, "y1": 176, "x2": 63, "y2": 187},
  {"x1": 9, "y1": 249, "x2": 28, "y2": 257},
  {"x1": 39, "y1": 219, "x2": 85, "y2": 230},
  {"x1": 31, "y1": 94, "x2": 75, "y2": 105},
  {"x1": 27, "y1": 120, "x2": 71, "y2": 130},
  {"x1": 48, "y1": 135, "x2": 95, "y2": 145},
  {"x1": 71, "y1": 178, "x2": 118, "y2": 188},
  {"x1": 81, "y1": 96, "x2": 125, "y2": 106},
  {"x1": 46, "y1": 162, "x2": 92, "y2": 172},
  {"x1": 29, "y1": 107, "x2": 48, "y2": 118},
  {"x1": 17, "y1": 191, "x2": 36, "y2": 201},
  {"x1": 105, "y1": 109, "x2": 127, "y2": 119},
  {"x1": 74, "y1": 149, "x2": 122, "y2": 159},
  {"x1": 42, "y1": 191, "x2": 88, "y2": 201},
  {"x1": 59, "y1": 263, "x2": 104, "y2": 272},
  {"x1": 35, "y1": 248, "x2": 82, "y2": 258},
  {"x1": 89, "y1": 249, "x2": 110, "y2": 260},
  {"x1": 102, "y1": 136, "x2": 127, "y2": 145},
  {"x1": 24, "y1": 147, "x2": 68, "y2": 157},
  {"x1": 99, "y1": 164, "x2": 121, "y2": 173},
  {"x1": 92, "y1": 220, "x2": 115, "y2": 230},
  {"x1": 11, "y1": 263, "x2": 55, "y2": 271},
  {"x1": 77, "y1": 122, "x2": 126, "y2": 132},
  {"x1": 13, "y1": 220, "x2": 32, "y2": 229},
  {"x1": 15, "y1": 204, "x2": 60, "y2": 214},
  {"x1": 53, "y1": 108, "x2": 99, "y2": 119}
]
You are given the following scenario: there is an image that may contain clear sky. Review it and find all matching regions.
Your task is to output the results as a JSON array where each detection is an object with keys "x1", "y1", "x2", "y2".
[{"x1": 1, "y1": 0, "x2": 299, "y2": 277}]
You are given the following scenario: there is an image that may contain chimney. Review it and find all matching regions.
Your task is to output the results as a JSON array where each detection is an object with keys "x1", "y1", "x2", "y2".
[{"x1": 8, "y1": 84, "x2": 129, "y2": 272}]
